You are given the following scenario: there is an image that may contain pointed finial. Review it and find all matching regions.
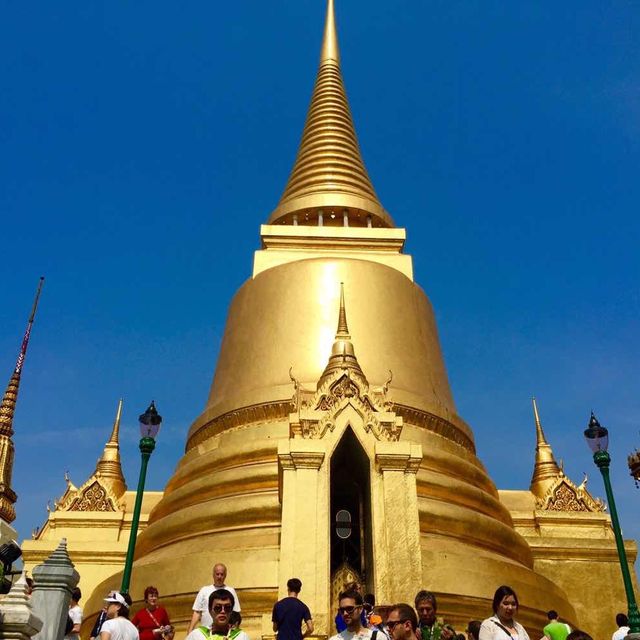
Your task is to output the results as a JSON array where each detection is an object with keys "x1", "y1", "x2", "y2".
[
  {"x1": 1, "y1": 277, "x2": 45, "y2": 437},
  {"x1": 108, "y1": 398, "x2": 123, "y2": 445},
  {"x1": 42, "y1": 537, "x2": 74, "y2": 567},
  {"x1": 320, "y1": 0, "x2": 340, "y2": 66},
  {"x1": 93, "y1": 398, "x2": 127, "y2": 497},
  {"x1": 336, "y1": 283, "x2": 350, "y2": 336},
  {"x1": 16, "y1": 277, "x2": 45, "y2": 375},
  {"x1": 317, "y1": 283, "x2": 365, "y2": 388},
  {"x1": 532, "y1": 397, "x2": 549, "y2": 446},
  {"x1": 529, "y1": 397, "x2": 562, "y2": 498},
  {"x1": 0, "y1": 277, "x2": 45, "y2": 523},
  {"x1": 2, "y1": 570, "x2": 31, "y2": 606}
]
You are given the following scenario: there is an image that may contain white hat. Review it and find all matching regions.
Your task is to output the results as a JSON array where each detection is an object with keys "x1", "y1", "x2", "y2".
[{"x1": 104, "y1": 592, "x2": 129, "y2": 608}]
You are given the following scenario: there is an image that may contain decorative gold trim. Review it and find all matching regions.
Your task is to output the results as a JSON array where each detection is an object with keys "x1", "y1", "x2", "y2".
[
  {"x1": 186, "y1": 400, "x2": 293, "y2": 451},
  {"x1": 393, "y1": 404, "x2": 476, "y2": 453}
]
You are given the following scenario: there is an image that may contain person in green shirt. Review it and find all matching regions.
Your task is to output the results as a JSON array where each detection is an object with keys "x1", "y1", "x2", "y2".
[
  {"x1": 414, "y1": 591, "x2": 455, "y2": 640},
  {"x1": 543, "y1": 611, "x2": 571, "y2": 640}
]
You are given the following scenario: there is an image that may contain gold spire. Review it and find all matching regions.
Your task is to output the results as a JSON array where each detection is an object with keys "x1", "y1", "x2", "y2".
[
  {"x1": 318, "y1": 284, "x2": 365, "y2": 387},
  {"x1": 94, "y1": 398, "x2": 127, "y2": 498},
  {"x1": 0, "y1": 277, "x2": 45, "y2": 523},
  {"x1": 108, "y1": 397, "x2": 123, "y2": 445},
  {"x1": 336, "y1": 281, "x2": 349, "y2": 336},
  {"x1": 320, "y1": 0, "x2": 340, "y2": 65},
  {"x1": 529, "y1": 397, "x2": 562, "y2": 499},
  {"x1": 268, "y1": 0, "x2": 394, "y2": 228}
]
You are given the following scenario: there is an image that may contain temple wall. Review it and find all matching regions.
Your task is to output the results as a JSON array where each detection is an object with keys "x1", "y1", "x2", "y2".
[
  {"x1": 80, "y1": 416, "x2": 581, "y2": 640},
  {"x1": 21, "y1": 491, "x2": 163, "y2": 604},
  {"x1": 501, "y1": 489, "x2": 639, "y2": 640}
]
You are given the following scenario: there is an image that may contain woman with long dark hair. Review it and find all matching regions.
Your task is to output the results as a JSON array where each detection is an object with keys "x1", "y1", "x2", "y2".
[{"x1": 479, "y1": 586, "x2": 530, "y2": 640}]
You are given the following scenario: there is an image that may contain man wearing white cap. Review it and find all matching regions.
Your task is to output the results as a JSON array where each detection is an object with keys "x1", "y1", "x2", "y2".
[{"x1": 100, "y1": 591, "x2": 139, "y2": 640}]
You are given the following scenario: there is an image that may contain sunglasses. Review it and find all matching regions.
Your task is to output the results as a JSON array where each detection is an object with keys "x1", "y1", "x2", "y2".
[
  {"x1": 387, "y1": 620, "x2": 409, "y2": 630},
  {"x1": 212, "y1": 604, "x2": 233, "y2": 613},
  {"x1": 339, "y1": 605, "x2": 362, "y2": 615}
]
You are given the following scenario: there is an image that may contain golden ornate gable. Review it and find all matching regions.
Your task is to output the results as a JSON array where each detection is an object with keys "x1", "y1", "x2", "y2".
[
  {"x1": 54, "y1": 472, "x2": 123, "y2": 513},
  {"x1": 535, "y1": 472, "x2": 605, "y2": 513},
  {"x1": 290, "y1": 367, "x2": 401, "y2": 441},
  {"x1": 35, "y1": 397, "x2": 128, "y2": 526}
]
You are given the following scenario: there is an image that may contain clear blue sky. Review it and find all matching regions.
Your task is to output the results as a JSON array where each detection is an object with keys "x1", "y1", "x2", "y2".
[{"x1": 2, "y1": 1, "x2": 639, "y2": 556}]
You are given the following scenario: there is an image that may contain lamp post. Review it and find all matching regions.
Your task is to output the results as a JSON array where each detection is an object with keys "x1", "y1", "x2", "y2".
[
  {"x1": 584, "y1": 412, "x2": 640, "y2": 634},
  {"x1": 121, "y1": 401, "x2": 162, "y2": 594}
]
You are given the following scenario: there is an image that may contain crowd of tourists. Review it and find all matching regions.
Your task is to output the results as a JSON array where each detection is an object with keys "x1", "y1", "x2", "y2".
[{"x1": 69, "y1": 562, "x2": 629, "y2": 640}]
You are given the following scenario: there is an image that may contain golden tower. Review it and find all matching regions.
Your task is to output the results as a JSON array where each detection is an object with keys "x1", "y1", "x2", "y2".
[
  {"x1": 0, "y1": 277, "x2": 44, "y2": 534},
  {"x1": 529, "y1": 397, "x2": 562, "y2": 498},
  {"x1": 82, "y1": 3, "x2": 636, "y2": 639}
]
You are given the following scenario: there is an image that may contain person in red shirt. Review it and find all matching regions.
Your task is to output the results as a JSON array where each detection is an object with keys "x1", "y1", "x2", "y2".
[{"x1": 132, "y1": 586, "x2": 173, "y2": 640}]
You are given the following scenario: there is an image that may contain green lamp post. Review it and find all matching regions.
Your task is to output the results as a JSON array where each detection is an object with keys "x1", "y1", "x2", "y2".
[
  {"x1": 121, "y1": 401, "x2": 162, "y2": 594},
  {"x1": 584, "y1": 412, "x2": 640, "y2": 634}
]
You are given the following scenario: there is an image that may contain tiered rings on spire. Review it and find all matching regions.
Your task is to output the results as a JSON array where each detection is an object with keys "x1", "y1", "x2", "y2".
[
  {"x1": 0, "y1": 277, "x2": 44, "y2": 523},
  {"x1": 268, "y1": 0, "x2": 394, "y2": 228},
  {"x1": 94, "y1": 398, "x2": 127, "y2": 498}
]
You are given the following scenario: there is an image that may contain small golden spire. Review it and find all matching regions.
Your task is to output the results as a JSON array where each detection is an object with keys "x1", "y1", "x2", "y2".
[
  {"x1": 318, "y1": 284, "x2": 365, "y2": 387},
  {"x1": 320, "y1": 0, "x2": 340, "y2": 65},
  {"x1": 108, "y1": 397, "x2": 123, "y2": 445},
  {"x1": 530, "y1": 397, "x2": 562, "y2": 499},
  {"x1": 0, "y1": 277, "x2": 44, "y2": 524},
  {"x1": 268, "y1": 0, "x2": 393, "y2": 228},
  {"x1": 0, "y1": 277, "x2": 44, "y2": 438},
  {"x1": 336, "y1": 282, "x2": 350, "y2": 336},
  {"x1": 94, "y1": 398, "x2": 127, "y2": 498}
]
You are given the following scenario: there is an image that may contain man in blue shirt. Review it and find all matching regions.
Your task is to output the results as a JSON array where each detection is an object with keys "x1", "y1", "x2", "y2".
[{"x1": 272, "y1": 579, "x2": 314, "y2": 640}]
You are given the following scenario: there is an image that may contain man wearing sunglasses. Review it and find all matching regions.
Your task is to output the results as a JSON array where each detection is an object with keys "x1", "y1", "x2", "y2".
[
  {"x1": 330, "y1": 590, "x2": 379, "y2": 640},
  {"x1": 186, "y1": 589, "x2": 249, "y2": 640},
  {"x1": 386, "y1": 604, "x2": 418, "y2": 640}
]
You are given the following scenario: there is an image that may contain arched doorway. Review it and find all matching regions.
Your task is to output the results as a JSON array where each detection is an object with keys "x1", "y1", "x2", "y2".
[{"x1": 330, "y1": 427, "x2": 374, "y2": 596}]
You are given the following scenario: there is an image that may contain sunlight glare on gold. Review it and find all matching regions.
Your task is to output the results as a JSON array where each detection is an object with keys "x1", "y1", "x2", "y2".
[{"x1": 316, "y1": 263, "x2": 341, "y2": 371}]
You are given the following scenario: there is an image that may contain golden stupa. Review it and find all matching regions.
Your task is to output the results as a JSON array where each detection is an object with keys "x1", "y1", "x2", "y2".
[{"x1": 34, "y1": 3, "x2": 632, "y2": 639}]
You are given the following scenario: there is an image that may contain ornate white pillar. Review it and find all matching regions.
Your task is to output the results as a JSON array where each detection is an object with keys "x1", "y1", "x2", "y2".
[
  {"x1": 374, "y1": 441, "x2": 423, "y2": 604},
  {"x1": 277, "y1": 439, "x2": 329, "y2": 634}
]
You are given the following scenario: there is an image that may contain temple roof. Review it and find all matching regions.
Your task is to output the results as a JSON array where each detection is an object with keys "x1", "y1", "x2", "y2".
[
  {"x1": 528, "y1": 398, "x2": 604, "y2": 513},
  {"x1": 51, "y1": 399, "x2": 128, "y2": 515},
  {"x1": 268, "y1": 0, "x2": 393, "y2": 228}
]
